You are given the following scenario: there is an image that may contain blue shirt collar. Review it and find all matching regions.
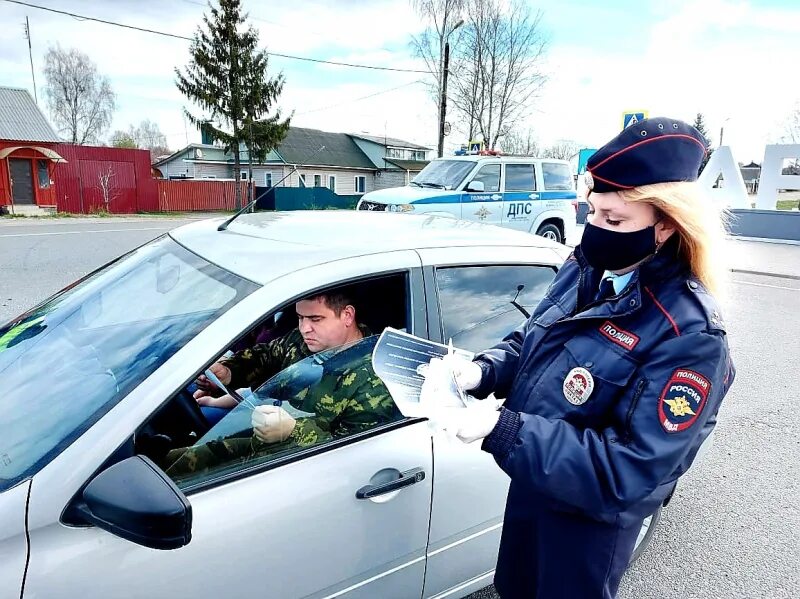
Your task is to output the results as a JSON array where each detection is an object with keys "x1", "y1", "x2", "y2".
[{"x1": 602, "y1": 270, "x2": 635, "y2": 295}]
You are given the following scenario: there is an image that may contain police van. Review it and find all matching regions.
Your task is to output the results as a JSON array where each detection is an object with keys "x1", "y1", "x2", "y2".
[{"x1": 356, "y1": 156, "x2": 578, "y2": 244}]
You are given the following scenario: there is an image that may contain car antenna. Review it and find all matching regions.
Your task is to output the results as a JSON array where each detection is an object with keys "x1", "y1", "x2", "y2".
[
  {"x1": 511, "y1": 284, "x2": 530, "y2": 318},
  {"x1": 217, "y1": 144, "x2": 327, "y2": 232}
]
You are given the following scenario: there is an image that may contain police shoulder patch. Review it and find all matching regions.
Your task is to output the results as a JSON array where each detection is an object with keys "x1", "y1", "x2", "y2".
[{"x1": 658, "y1": 368, "x2": 711, "y2": 433}]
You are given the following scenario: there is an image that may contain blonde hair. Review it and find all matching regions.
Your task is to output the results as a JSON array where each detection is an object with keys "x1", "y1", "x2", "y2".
[{"x1": 617, "y1": 182, "x2": 730, "y2": 298}]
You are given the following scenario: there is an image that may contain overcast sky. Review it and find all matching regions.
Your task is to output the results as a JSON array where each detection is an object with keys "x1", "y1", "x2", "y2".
[{"x1": 1, "y1": 0, "x2": 798, "y2": 162}]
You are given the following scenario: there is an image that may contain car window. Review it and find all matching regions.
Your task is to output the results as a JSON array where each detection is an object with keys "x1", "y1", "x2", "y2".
[
  {"x1": 436, "y1": 265, "x2": 556, "y2": 354},
  {"x1": 542, "y1": 162, "x2": 574, "y2": 190},
  {"x1": 469, "y1": 164, "x2": 501, "y2": 193},
  {"x1": 505, "y1": 163, "x2": 537, "y2": 192},
  {"x1": 0, "y1": 237, "x2": 258, "y2": 492},
  {"x1": 163, "y1": 335, "x2": 404, "y2": 489},
  {"x1": 412, "y1": 160, "x2": 475, "y2": 190}
]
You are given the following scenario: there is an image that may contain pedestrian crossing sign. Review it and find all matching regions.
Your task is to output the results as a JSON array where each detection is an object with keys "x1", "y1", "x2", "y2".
[{"x1": 622, "y1": 111, "x2": 649, "y2": 129}]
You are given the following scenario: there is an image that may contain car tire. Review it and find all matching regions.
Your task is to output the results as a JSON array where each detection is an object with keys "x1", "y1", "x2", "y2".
[
  {"x1": 629, "y1": 505, "x2": 663, "y2": 564},
  {"x1": 535, "y1": 223, "x2": 563, "y2": 244}
]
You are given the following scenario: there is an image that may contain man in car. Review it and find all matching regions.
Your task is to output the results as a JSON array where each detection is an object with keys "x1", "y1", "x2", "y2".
[
  {"x1": 162, "y1": 292, "x2": 401, "y2": 477},
  {"x1": 193, "y1": 290, "x2": 368, "y2": 417}
]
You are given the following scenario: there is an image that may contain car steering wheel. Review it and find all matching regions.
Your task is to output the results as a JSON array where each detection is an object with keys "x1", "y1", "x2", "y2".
[{"x1": 175, "y1": 388, "x2": 211, "y2": 438}]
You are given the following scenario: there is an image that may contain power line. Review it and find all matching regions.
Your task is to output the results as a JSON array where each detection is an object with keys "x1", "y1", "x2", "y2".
[
  {"x1": 2, "y1": 0, "x2": 429, "y2": 74},
  {"x1": 296, "y1": 80, "x2": 425, "y2": 116}
]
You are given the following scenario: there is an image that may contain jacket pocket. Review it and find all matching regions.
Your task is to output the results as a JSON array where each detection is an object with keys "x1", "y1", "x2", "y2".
[{"x1": 524, "y1": 336, "x2": 637, "y2": 423}]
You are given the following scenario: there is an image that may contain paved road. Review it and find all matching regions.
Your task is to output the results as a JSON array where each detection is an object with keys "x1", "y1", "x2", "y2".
[{"x1": 2, "y1": 218, "x2": 798, "y2": 598}]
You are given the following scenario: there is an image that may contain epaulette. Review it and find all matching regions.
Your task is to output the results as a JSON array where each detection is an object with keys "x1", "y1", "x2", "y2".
[{"x1": 686, "y1": 279, "x2": 726, "y2": 332}]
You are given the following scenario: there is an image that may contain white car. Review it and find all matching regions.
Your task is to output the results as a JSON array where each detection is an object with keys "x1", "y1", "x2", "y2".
[
  {"x1": 0, "y1": 212, "x2": 659, "y2": 599},
  {"x1": 357, "y1": 156, "x2": 578, "y2": 245}
]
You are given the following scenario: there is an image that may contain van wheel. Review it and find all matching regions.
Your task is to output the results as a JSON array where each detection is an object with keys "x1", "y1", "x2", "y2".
[
  {"x1": 535, "y1": 223, "x2": 562, "y2": 243},
  {"x1": 629, "y1": 506, "x2": 663, "y2": 564}
]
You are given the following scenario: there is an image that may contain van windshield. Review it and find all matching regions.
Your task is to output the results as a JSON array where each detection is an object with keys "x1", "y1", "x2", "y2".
[
  {"x1": 412, "y1": 160, "x2": 476, "y2": 190},
  {"x1": 0, "y1": 236, "x2": 258, "y2": 492}
]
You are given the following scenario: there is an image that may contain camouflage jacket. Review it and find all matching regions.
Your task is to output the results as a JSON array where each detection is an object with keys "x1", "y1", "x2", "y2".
[
  {"x1": 285, "y1": 335, "x2": 400, "y2": 447},
  {"x1": 165, "y1": 333, "x2": 401, "y2": 480},
  {"x1": 221, "y1": 327, "x2": 312, "y2": 391}
]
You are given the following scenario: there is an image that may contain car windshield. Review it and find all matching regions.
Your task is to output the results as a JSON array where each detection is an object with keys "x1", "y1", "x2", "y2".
[
  {"x1": 0, "y1": 236, "x2": 258, "y2": 492},
  {"x1": 412, "y1": 160, "x2": 476, "y2": 190}
]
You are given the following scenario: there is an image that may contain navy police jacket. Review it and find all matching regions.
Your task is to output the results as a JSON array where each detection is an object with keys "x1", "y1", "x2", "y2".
[{"x1": 476, "y1": 238, "x2": 735, "y2": 526}]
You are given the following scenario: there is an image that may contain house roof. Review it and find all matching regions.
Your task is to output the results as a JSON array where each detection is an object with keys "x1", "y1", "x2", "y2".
[
  {"x1": 278, "y1": 127, "x2": 376, "y2": 169},
  {"x1": 385, "y1": 158, "x2": 430, "y2": 171},
  {"x1": 349, "y1": 132, "x2": 431, "y2": 151},
  {"x1": 153, "y1": 143, "x2": 220, "y2": 167},
  {"x1": 0, "y1": 87, "x2": 60, "y2": 143}
]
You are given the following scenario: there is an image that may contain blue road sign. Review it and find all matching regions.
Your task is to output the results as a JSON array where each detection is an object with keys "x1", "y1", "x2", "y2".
[{"x1": 622, "y1": 111, "x2": 648, "y2": 129}]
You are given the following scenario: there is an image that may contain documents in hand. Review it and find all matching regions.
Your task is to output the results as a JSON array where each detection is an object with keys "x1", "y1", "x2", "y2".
[{"x1": 371, "y1": 327, "x2": 474, "y2": 418}]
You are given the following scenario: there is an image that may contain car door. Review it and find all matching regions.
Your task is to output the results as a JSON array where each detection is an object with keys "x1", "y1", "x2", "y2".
[
  {"x1": 461, "y1": 163, "x2": 502, "y2": 225},
  {"x1": 500, "y1": 162, "x2": 539, "y2": 232},
  {"x1": 22, "y1": 252, "x2": 434, "y2": 599},
  {"x1": 416, "y1": 246, "x2": 560, "y2": 599}
]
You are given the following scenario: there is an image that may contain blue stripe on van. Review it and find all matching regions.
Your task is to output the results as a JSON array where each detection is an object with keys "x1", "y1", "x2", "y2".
[
  {"x1": 409, "y1": 190, "x2": 576, "y2": 205},
  {"x1": 411, "y1": 194, "x2": 462, "y2": 205}
]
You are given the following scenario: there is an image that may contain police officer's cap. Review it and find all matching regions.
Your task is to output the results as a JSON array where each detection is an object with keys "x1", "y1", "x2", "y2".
[{"x1": 585, "y1": 117, "x2": 707, "y2": 193}]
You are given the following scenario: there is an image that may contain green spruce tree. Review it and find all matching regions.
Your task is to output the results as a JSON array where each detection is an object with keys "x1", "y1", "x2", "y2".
[
  {"x1": 176, "y1": 0, "x2": 290, "y2": 208},
  {"x1": 692, "y1": 113, "x2": 713, "y2": 175}
]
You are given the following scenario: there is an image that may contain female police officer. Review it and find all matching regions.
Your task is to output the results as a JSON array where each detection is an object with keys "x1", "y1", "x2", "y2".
[{"x1": 441, "y1": 117, "x2": 735, "y2": 598}]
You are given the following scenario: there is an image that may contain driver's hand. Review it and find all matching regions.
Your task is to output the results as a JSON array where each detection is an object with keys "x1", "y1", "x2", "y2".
[
  {"x1": 251, "y1": 405, "x2": 296, "y2": 444},
  {"x1": 196, "y1": 393, "x2": 238, "y2": 409},
  {"x1": 193, "y1": 362, "x2": 232, "y2": 399}
]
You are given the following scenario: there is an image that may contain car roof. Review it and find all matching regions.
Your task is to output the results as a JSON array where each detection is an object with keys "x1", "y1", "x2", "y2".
[
  {"x1": 171, "y1": 211, "x2": 563, "y2": 284},
  {"x1": 433, "y1": 156, "x2": 569, "y2": 164}
]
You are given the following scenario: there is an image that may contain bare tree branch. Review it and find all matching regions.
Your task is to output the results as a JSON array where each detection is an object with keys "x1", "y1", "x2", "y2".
[
  {"x1": 450, "y1": 0, "x2": 547, "y2": 149},
  {"x1": 43, "y1": 45, "x2": 116, "y2": 145}
]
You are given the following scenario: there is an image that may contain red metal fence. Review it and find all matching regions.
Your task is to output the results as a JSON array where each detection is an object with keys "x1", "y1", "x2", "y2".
[
  {"x1": 53, "y1": 144, "x2": 157, "y2": 213},
  {"x1": 157, "y1": 180, "x2": 246, "y2": 212}
]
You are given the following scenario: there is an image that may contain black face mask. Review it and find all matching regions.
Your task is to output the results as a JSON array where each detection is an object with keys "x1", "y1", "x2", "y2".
[{"x1": 579, "y1": 222, "x2": 658, "y2": 271}]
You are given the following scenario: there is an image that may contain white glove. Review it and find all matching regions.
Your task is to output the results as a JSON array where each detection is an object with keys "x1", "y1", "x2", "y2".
[
  {"x1": 453, "y1": 406, "x2": 501, "y2": 444},
  {"x1": 440, "y1": 354, "x2": 483, "y2": 392},
  {"x1": 251, "y1": 405, "x2": 296, "y2": 443}
]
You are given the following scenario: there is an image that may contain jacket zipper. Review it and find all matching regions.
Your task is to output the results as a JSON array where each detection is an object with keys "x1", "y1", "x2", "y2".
[{"x1": 624, "y1": 378, "x2": 648, "y2": 444}]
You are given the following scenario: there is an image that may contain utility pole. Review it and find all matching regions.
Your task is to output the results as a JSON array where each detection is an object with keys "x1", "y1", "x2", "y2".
[
  {"x1": 23, "y1": 16, "x2": 37, "y2": 104},
  {"x1": 437, "y1": 41, "x2": 450, "y2": 158},
  {"x1": 437, "y1": 18, "x2": 464, "y2": 158}
]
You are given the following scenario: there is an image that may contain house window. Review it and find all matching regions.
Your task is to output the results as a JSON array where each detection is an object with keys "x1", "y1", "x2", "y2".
[
  {"x1": 37, "y1": 160, "x2": 50, "y2": 189},
  {"x1": 314, "y1": 174, "x2": 322, "y2": 187},
  {"x1": 411, "y1": 150, "x2": 426, "y2": 161},
  {"x1": 240, "y1": 170, "x2": 249, "y2": 181},
  {"x1": 299, "y1": 174, "x2": 307, "y2": 187},
  {"x1": 328, "y1": 175, "x2": 336, "y2": 192},
  {"x1": 354, "y1": 176, "x2": 366, "y2": 194},
  {"x1": 264, "y1": 172, "x2": 273, "y2": 188},
  {"x1": 386, "y1": 148, "x2": 404, "y2": 159}
]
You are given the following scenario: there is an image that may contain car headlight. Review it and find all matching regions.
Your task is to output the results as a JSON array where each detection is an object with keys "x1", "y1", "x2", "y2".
[{"x1": 392, "y1": 204, "x2": 415, "y2": 213}]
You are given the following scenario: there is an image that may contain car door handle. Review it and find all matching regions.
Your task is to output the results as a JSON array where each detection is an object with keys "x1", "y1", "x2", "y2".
[
  {"x1": 529, "y1": 193, "x2": 539, "y2": 200},
  {"x1": 355, "y1": 467, "x2": 426, "y2": 500}
]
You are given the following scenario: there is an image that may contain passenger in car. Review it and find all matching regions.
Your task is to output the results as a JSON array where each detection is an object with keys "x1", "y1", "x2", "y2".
[{"x1": 162, "y1": 293, "x2": 401, "y2": 477}]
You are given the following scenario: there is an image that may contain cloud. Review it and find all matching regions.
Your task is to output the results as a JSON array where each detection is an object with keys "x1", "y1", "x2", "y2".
[{"x1": 1, "y1": 0, "x2": 798, "y2": 162}]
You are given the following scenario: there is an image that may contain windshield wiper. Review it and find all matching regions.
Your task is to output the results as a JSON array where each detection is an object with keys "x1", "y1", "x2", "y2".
[
  {"x1": 409, "y1": 181, "x2": 422, "y2": 187},
  {"x1": 419, "y1": 182, "x2": 445, "y2": 189}
]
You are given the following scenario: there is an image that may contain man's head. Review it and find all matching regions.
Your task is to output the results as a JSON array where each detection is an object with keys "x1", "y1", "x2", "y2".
[{"x1": 295, "y1": 291, "x2": 360, "y2": 353}]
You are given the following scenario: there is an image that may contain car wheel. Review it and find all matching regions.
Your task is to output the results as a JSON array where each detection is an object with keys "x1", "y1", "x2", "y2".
[
  {"x1": 535, "y1": 223, "x2": 562, "y2": 243},
  {"x1": 629, "y1": 505, "x2": 663, "y2": 564}
]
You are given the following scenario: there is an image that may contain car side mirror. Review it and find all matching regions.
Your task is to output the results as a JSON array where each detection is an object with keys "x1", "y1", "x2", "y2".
[
  {"x1": 73, "y1": 455, "x2": 192, "y2": 550},
  {"x1": 465, "y1": 180, "x2": 485, "y2": 192}
]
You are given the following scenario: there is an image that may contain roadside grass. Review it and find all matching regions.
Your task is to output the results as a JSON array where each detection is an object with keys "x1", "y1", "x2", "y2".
[{"x1": 776, "y1": 199, "x2": 799, "y2": 210}]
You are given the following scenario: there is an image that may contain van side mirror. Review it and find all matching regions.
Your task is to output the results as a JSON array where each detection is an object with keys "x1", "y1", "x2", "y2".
[
  {"x1": 465, "y1": 180, "x2": 485, "y2": 193},
  {"x1": 71, "y1": 455, "x2": 192, "y2": 550}
]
